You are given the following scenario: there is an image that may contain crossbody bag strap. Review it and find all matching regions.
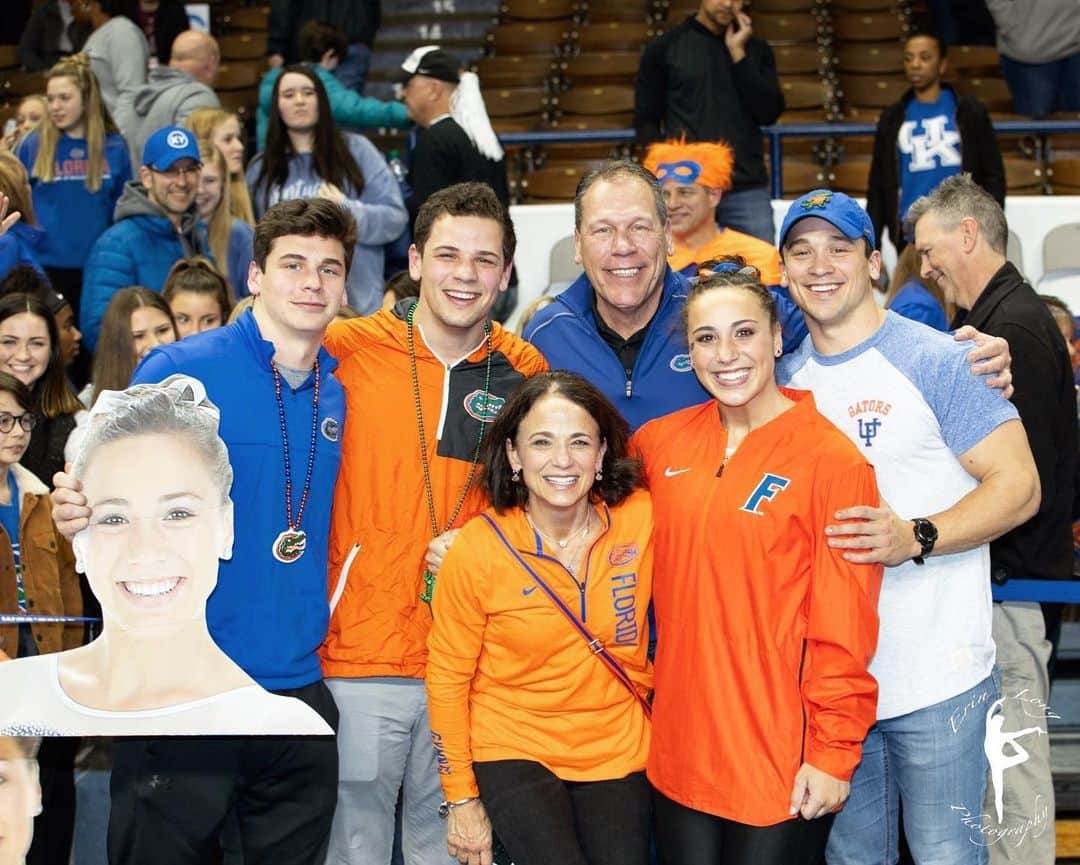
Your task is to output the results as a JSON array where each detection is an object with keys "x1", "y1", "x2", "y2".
[{"x1": 479, "y1": 513, "x2": 652, "y2": 720}]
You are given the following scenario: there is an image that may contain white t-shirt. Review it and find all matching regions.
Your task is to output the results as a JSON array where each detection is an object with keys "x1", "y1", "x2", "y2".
[
  {"x1": 0, "y1": 653, "x2": 333, "y2": 736},
  {"x1": 779, "y1": 312, "x2": 1019, "y2": 719}
]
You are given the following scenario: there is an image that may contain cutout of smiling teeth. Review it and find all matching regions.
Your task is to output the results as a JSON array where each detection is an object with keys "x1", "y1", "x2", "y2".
[{"x1": 122, "y1": 578, "x2": 182, "y2": 597}]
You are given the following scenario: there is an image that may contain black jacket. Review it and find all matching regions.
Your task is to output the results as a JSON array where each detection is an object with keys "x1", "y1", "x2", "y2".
[
  {"x1": 634, "y1": 15, "x2": 785, "y2": 191},
  {"x1": 867, "y1": 85, "x2": 1005, "y2": 251},
  {"x1": 17, "y1": 0, "x2": 91, "y2": 71},
  {"x1": 954, "y1": 262, "x2": 1077, "y2": 581}
]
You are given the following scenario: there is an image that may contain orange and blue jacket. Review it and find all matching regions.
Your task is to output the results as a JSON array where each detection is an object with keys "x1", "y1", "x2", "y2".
[
  {"x1": 321, "y1": 307, "x2": 547, "y2": 680},
  {"x1": 633, "y1": 388, "x2": 882, "y2": 826},
  {"x1": 426, "y1": 492, "x2": 654, "y2": 800}
]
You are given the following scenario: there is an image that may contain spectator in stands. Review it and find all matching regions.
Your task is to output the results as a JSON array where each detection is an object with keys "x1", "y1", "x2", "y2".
[
  {"x1": 0, "y1": 265, "x2": 83, "y2": 383},
  {"x1": 18, "y1": 54, "x2": 131, "y2": 318},
  {"x1": 394, "y1": 45, "x2": 516, "y2": 321},
  {"x1": 883, "y1": 244, "x2": 950, "y2": 331},
  {"x1": 248, "y1": 65, "x2": 407, "y2": 313},
  {"x1": 910, "y1": 175, "x2": 1076, "y2": 865},
  {"x1": 162, "y1": 256, "x2": 232, "y2": 339},
  {"x1": 379, "y1": 268, "x2": 417, "y2": 311},
  {"x1": 867, "y1": 31, "x2": 1005, "y2": 254},
  {"x1": 0, "y1": 292, "x2": 85, "y2": 487},
  {"x1": 0, "y1": 737, "x2": 42, "y2": 864},
  {"x1": 267, "y1": 0, "x2": 382, "y2": 94},
  {"x1": 2, "y1": 96, "x2": 48, "y2": 153},
  {"x1": 0, "y1": 155, "x2": 47, "y2": 281},
  {"x1": 195, "y1": 144, "x2": 252, "y2": 298},
  {"x1": 987, "y1": 0, "x2": 1080, "y2": 118},
  {"x1": 634, "y1": 0, "x2": 784, "y2": 244},
  {"x1": 1041, "y1": 294, "x2": 1079, "y2": 378},
  {"x1": 257, "y1": 19, "x2": 409, "y2": 149},
  {"x1": 131, "y1": 0, "x2": 189, "y2": 68},
  {"x1": 17, "y1": 0, "x2": 91, "y2": 72},
  {"x1": 642, "y1": 139, "x2": 780, "y2": 283},
  {"x1": 185, "y1": 107, "x2": 255, "y2": 225},
  {"x1": 75, "y1": 0, "x2": 150, "y2": 138},
  {"x1": 81, "y1": 125, "x2": 210, "y2": 351},
  {"x1": 128, "y1": 30, "x2": 221, "y2": 166}
]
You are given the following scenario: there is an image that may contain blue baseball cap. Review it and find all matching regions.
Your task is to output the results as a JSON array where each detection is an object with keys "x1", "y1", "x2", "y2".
[
  {"x1": 778, "y1": 189, "x2": 876, "y2": 250},
  {"x1": 142, "y1": 126, "x2": 201, "y2": 171}
]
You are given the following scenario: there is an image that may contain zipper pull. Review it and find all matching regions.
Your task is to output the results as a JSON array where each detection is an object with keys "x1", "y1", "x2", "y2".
[{"x1": 625, "y1": 375, "x2": 632, "y2": 399}]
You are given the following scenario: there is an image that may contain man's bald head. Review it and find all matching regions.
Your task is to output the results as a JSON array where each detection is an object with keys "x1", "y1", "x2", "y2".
[{"x1": 171, "y1": 31, "x2": 221, "y2": 85}]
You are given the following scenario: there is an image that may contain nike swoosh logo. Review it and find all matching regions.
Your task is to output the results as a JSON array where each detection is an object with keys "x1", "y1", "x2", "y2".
[
  {"x1": 664, "y1": 467, "x2": 691, "y2": 477},
  {"x1": 522, "y1": 586, "x2": 537, "y2": 596}
]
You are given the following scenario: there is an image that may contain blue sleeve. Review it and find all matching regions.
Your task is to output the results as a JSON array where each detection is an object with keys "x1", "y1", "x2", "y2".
[
  {"x1": 771, "y1": 287, "x2": 809, "y2": 354},
  {"x1": 889, "y1": 297, "x2": 949, "y2": 332},
  {"x1": 883, "y1": 319, "x2": 1019, "y2": 457},
  {"x1": 108, "y1": 137, "x2": 132, "y2": 217},
  {"x1": 0, "y1": 236, "x2": 22, "y2": 281},
  {"x1": 344, "y1": 135, "x2": 408, "y2": 245},
  {"x1": 81, "y1": 228, "x2": 136, "y2": 352},
  {"x1": 256, "y1": 68, "x2": 282, "y2": 150},
  {"x1": 130, "y1": 347, "x2": 181, "y2": 385},
  {"x1": 228, "y1": 219, "x2": 254, "y2": 298},
  {"x1": 246, "y1": 156, "x2": 268, "y2": 219}
]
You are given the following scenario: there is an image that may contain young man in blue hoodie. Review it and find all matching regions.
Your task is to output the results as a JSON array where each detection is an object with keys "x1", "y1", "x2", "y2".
[{"x1": 80, "y1": 125, "x2": 212, "y2": 351}]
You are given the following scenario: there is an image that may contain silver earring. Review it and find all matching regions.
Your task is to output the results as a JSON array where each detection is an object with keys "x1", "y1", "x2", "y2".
[
  {"x1": 512, "y1": 469, "x2": 520, "y2": 482},
  {"x1": 775, "y1": 348, "x2": 782, "y2": 357},
  {"x1": 595, "y1": 470, "x2": 603, "y2": 481}
]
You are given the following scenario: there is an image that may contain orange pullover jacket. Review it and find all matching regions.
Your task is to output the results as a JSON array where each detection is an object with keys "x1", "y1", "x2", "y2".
[
  {"x1": 633, "y1": 389, "x2": 882, "y2": 826},
  {"x1": 426, "y1": 491, "x2": 654, "y2": 800},
  {"x1": 322, "y1": 308, "x2": 547, "y2": 680}
]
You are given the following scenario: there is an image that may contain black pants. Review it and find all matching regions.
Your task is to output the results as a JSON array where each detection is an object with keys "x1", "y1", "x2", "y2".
[
  {"x1": 653, "y1": 788, "x2": 833, "y2": 865},
  {"x1": 107, "y1": 680, "x2": 339, "y2": 865},
  {"x1": 474, "y1": 760, "x2": 650, "y2": 865}
]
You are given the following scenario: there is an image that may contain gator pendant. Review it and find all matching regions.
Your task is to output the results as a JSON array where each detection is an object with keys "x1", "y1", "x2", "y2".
[
  {"x1": 419, "y1": 569, "x2": 436, "y2": 605},
  {"x1": 273, "y1": 529, "x2": 307, "y2": 563}
]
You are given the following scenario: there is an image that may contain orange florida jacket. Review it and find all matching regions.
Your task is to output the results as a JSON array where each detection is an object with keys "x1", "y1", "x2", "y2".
[
  {"x1": 632, "y1": 389, "x2": 882, "y2": 827},
  {"x1": 426, "y1": 491, "x2": 654, "y2": 801},
  {"x1": 321, "y1": 308, "x2": 547, "y2": 680}
]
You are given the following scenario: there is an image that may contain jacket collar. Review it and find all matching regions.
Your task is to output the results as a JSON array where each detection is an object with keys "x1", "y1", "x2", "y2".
[
  {"x1": 959, "y1": 261, "x2": 1026, "y2": 331},
  {"x1": 10, "y1": 462, "x2": 49, "y2": 498},
  {"x1": 558, "y1": 265, "x2": 688, "y2": 325},
  {"x1": 234, "y1": 307, "x2": 339, "y2": 382}
]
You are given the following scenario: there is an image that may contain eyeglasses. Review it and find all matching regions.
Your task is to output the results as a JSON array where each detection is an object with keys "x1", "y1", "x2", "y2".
[
  {"x1": 0, "y1": 412, "x2": 36, "y2": 433},
  {"x1": 153, "y1": 164, "x2": 201, "y2": 181}
]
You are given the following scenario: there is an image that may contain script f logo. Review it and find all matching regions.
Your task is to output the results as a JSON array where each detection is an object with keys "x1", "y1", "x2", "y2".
[
  {"x1": 858, "y1": 417, "x2": 881, "y2": 448},
  {"x1": 740, "y1": 473, "x2": 791, "y2": 515}
]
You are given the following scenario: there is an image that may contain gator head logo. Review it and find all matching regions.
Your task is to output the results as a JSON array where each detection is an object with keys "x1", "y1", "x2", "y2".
[
  {"x1": 801, "y1": 192, "x2": 832, "y2": 210},
  {"x1": 609, "y1": 543, "x2": 639, "y2": 567},
  {"x1": 670, "y1": 353, "x2": 693, "y2": 373},
  {"x1": 464, "y1": 389, "x2": 505, "y2": 422},
  {"x1": 273, "y1": 530, "x2": 307, "y2": 563},
  {"x1": 321, "y1": 416, "x2": 340, "y2": 442}
]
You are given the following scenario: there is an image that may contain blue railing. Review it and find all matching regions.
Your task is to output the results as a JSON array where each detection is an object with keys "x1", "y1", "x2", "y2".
[{"x1": 499, "y1": 119, "x2": 1080, "y2": 199}]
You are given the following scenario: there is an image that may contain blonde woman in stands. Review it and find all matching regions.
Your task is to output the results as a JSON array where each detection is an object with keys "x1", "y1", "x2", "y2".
[
  {"x1": 2, "y1": 96, "x2": 47, "y2": 152},
  {"x1": 195, "y1": 144, "x2": 253, "y2": 298},
  {"x1": 17, "y1": 55, "x2": 131, "y2": 313},
  {"x1": 185, "y1": 107, "x2": 254, "y2": 225}
]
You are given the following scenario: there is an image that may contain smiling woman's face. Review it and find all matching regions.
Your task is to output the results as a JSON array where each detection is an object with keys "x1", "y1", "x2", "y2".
[{"x1": 76, "y1": 433, "x2": 232, "y2": 636}]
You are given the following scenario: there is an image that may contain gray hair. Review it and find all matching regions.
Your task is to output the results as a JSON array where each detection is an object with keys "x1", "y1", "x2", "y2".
[
  {"x1": 72, "y1": 375, "x2": 233, "y2": 502},
  {"x1": 905, "y1": 173, "x2": 1008, "y2": 255},
  {"x1": 574, "y1": 160, "x2": 668, "y2": 232}
]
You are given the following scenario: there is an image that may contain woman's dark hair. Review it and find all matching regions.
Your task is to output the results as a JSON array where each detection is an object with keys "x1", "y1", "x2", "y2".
[
  {"x1": 482, "y1": 371, "x2": 641, "y2": 512},
  {"x1": 683, "y1": 269, "x2": 779, "y2": 332},
  {"x1": 256, "y1": 66, "x2": 366, "y2": 203},
  {"x1": 92, "y1": 287, "x2": 178, "y2": 406},
  {"x1": 298, "y1": 20, "x2": 348, "y2": 63},
  {"x1": 383, "y1": 270, "x2": 419, "y2": 305},
  {"x1": 0, "y1": 293, "x2": 81, "y2": 418},
  {"x1": 162, "y1": 257, "x2": 234, "y2": 317},
  {"x1": 0, "y1": 370, "x2": 35, "y2": 414}
]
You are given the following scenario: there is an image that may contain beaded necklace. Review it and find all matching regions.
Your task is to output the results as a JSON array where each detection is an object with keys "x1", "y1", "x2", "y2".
[
  {"x1": 407, "y1": 303, "x2": 494, "y2": 606},
  {"x1": 269, "y1": 358, "x2": 320, "y2": 563}
]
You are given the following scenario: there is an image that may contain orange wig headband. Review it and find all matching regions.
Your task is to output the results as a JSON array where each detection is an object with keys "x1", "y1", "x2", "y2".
[{"x1": 643, "y1": 139, "x2": 735, "y2": 192}]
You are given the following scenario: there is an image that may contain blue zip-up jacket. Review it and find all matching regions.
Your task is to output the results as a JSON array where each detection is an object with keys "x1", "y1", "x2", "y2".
[
  {"x1": 18, "y1": 131, "x2": 132, "y2": 270},
  {"x1": 524, "y1": 267, "x2": 708, "y2": 431},
  {"x1": 0, "y1": 222, "x2": 46, "y2": 279},
  {"x1": 247, "y1": 131, "x2": 407, "y2": 314},
  {"x1": 132, "y1": 309, "x2": 344, "y2": 689},
  {"x1": 256, "y1": 64, "x2": 410, "y2": 150},
  {"x1": 81, "y1": 181, "x2": 212, "y2": 351}
]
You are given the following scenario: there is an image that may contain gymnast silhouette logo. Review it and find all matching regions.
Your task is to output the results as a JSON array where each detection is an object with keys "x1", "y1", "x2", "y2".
[{"x1": 984, "y1": 697, "x2": 1046, "y2": 824}]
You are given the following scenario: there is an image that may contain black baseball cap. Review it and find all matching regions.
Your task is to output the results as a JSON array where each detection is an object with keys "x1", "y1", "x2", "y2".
[{"x1": 392, "y1": 46, "x2": 461, "y2": 84}]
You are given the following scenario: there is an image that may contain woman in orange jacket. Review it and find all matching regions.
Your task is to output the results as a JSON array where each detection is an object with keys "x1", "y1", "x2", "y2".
[
  {"x1": 426, "y1": 371, "x2": 653, "y2": 865},
  {"x1": 632, "y1": 270, "x2": 883, "y2": 865}
]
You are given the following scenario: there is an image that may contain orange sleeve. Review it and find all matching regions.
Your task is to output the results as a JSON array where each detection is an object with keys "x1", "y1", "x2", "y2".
[
  {"x1": 801, "y1": 459, "x2": 883, "y2": 781},
  {"x1": 426, "y1": 526, "x2": 488, "y2": 800}
]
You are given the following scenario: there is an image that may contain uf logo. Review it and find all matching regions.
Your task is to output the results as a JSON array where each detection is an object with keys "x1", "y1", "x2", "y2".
[
  {"x1": 740, "y1": 473, "x2": 791, "y2": 515},
  {"x1": 858, "y1": 417, "x2": 881, "y2": 448}
]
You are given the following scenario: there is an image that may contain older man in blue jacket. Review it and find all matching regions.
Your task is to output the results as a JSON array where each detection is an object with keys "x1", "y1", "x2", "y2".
[{"x1": 81, "y1": 126, "x2": 211, "y2": 350}]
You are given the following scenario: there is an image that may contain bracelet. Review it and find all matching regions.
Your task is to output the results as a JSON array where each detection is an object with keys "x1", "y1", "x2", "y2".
[{"x1": 438, "y1": 797, "x2": 479, "y2": 819}]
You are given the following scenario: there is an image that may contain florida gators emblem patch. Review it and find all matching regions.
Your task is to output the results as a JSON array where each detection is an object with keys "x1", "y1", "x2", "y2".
[
  {"x1": 609, "y1": 543, "x2": 639, "y2": 566},
  {"x1": 463, "y1": 389, "x2": 505, "y2": 422},
  {"x1": 801, "y1": 192, "x2": 832, "y2": 210}
]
